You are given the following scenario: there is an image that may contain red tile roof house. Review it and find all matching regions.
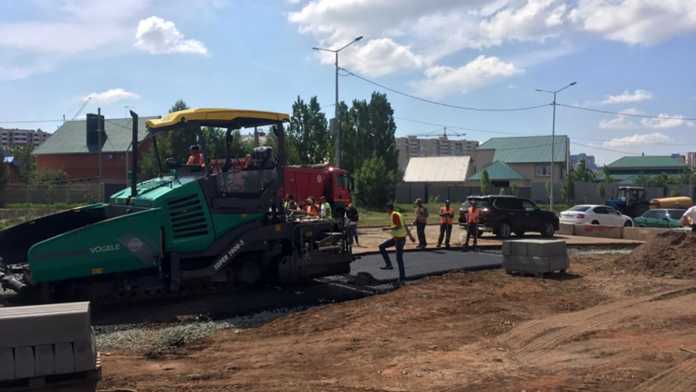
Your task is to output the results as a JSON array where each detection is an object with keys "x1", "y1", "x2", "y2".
[{"x1": 32, "y1": 114, "x2": 153, "y2": 184}]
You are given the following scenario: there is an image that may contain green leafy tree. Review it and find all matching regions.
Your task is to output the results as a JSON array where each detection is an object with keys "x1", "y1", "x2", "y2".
[
  {"x1": 288, "y1": 96, "x2": 329, "y2": 164},
  {"x1": 574, "y1": 160, "x2": 595, "y2": 183},
  {"x1": 354, "y1": 156, "x2": 397, "y2": 208},
  {"x1": 562, "y1": 169, "x2": 575, "y2": 203},
  {"x1": 0, "y1": 151, "x2": 8, "y2": 206},
  {"x1": 366, "y1": 92, "x2": 398, "y2": 174},
  {"x1": 480, "y1": 170, "x2": 492, "y2": 195},
  {"x1": 601, "y1": 166, "x2": 614, "y2": 183},
  {"x1": 9, "y1": 145, "x2": 36, "y2": 183}
]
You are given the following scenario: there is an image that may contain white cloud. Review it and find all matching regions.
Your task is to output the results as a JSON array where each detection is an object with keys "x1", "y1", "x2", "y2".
[
  {"x1": 134, "y1": 16, "x2": 208, "y2": 55},
  {"x1": 603, "y1": 132, "x2": 672, "y2": 147},
  {"x1": 289, "y1": 0, "x2": 571, "y2": 74},
  {"x1": 641, "y1": 114, "x2": 695, "y2": 129},
  {"x1": 599, "y1": 116, "x2": 634, "y2": 130},
  {"x1": 480, "y1": 0, "x2": 568, "y2": 44},
  {"x1": 82, "y1": 88, "x2": 140, "y2": 104},
  {"x1": 325, "y1": 38, "x2": 425, "y2": 77},
  {"x1": 601, "y1": 89, "x2": 653, "y2": 104},
  {"x1": 0, "y1": 0, "x2": 150, "y2": 79},
  {"x1": 415, "y1": 55, "x2": 522, "y2": 98},
  {"x1": 570, "y1": 0, "x2": 696, "y2": 45}
]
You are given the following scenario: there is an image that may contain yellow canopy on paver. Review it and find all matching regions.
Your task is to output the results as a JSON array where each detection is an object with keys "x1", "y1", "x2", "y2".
[{"x1": 146, "y1": 108, "x2": 289, "y2": 132}]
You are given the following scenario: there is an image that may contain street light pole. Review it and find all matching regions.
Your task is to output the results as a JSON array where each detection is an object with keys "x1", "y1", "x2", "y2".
[
  {"x1": 313, "y1": 35, "x2": 363, "y2": 168},
  {"x1": 536, "y1": 81, "x2": 577, "y2": 212}
]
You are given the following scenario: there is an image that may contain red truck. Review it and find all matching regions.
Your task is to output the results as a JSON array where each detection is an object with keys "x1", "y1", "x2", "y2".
[{"x1": 283, "y1": 164, "x2": 352, "y2": 208}]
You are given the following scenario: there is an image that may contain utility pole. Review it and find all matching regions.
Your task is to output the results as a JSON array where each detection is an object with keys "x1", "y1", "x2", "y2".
[
  {"x1": 312, "y1": 35, "x2": 363, "y2": 168},
  {"x1": 97, "y1": 107, "x2": 102, "y2": 184},
  {"x1": 536, "y1": 81, "x2": 577, "y2": 212}
]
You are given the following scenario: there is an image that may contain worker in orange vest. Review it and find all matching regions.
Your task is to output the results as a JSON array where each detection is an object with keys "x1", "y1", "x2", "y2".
[
  {"x1": 463, "y1": 199, "x2": 480, "y2": 252},
  {"x1": 186, "y1": 144, "x2": 205, "y2": 167},
  {"x1": 437, "y1": 200, "x2": 454, "y2": 248}
]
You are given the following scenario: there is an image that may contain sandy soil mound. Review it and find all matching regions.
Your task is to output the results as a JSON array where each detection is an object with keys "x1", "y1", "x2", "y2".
[{"x1": 617, "y1": 231, "x2": 696, "y2": 278}]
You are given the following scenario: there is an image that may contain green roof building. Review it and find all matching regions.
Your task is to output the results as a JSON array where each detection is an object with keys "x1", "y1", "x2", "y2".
[
  {"x1": 605, "y1": 155, "x2": 687, "y2": 185},
  {"x1": 476, "y1": 135, "x2": 570, "y2": 184}
]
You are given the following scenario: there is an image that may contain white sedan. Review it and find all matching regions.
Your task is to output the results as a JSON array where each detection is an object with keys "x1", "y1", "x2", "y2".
[{"x1": 560, "y1": 205, "x2": 634, "y2": 227}]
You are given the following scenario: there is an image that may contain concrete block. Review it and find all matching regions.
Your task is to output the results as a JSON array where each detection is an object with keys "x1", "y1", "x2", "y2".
[
  {"x1": 0, "y1": 302, "x2": 92, "y2": 348},
  {"x1": 73, "y1": 335, "x2": 97, "y2": 372},
  {"x1": 0, "y1": 347, "x2": 15, "y2": 381},
  {"x1": 559, "y1": 223, "x2": 574, "y2": 235},
  {"x1": 54, "y1": 342, "x2": 76, "y2": 374},
  {"x1": 35, "y1": 344, "x2": 56, "y2": 376},
  {"x1": 0, "y1": 302, "x2": 97, "y2": 382},
  {"x1": 525, "y1": 240, "x2": 567, "y2": 257},
  {"x1": 503, "y1": 239, "x2": 569, "y2": 276},
  {"x1": 14, "y1": 346, "x2": 35, "y2": 379},
  {"x1": 573, "y1": 224, "x2": 623, "y2": 239}
]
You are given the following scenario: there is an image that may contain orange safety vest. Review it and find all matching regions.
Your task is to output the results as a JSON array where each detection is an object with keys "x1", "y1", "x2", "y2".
[
  {"x1": 440, "y1": 207, "x2": 453, "y2": 225},
  {"x1": 467, "y1": 207, "x2": 480, "y2": 224}
]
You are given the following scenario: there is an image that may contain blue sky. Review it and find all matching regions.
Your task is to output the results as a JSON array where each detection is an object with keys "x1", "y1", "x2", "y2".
[{"x1": 1, "y1": 0, "x2": 696, "y2": 165}]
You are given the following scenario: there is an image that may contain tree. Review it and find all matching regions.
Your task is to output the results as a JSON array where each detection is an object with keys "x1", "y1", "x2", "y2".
[
  {"x1": 366, "y1": 92, "x2": 398, "y2": 174},
  {"x1": 288, "y1": 96, "x2": 329, "y2": 164},
  {"x1": 0, "y1": 150, "x2": 8, "y2": 205},
  {"x1": 600, "y1": 166, "x2": 614, "y2": 183},
  {"x1": 9, "y1": 145, "x2": 36, "y2": 183},
  {"x1": 562, "y1": 169, "x2": 575, "y2": 203},
  {"x1": 574, "y1": 160, "x2": 595, "y2": 183},
  {"x1": 354, "y1": 156, "x2": 397, "y2": 208},
  {"x1": 480, "y1": 170, "x2": 492, "y2": 195},
  {"x1": 170, "y1": 99, "x2": 188, "y2": 113}
]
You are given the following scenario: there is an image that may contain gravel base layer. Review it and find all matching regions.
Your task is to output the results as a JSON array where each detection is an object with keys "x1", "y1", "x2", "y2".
[{"x1": 95, "y1": 307, "x2": 302, "y2": 358}]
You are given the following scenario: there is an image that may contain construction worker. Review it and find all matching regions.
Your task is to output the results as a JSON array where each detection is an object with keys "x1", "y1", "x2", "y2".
[
  {"x1": 305, "y1": 197, "x2": 319, "y2": 217},
  {"x1": 345, "y1": 201, "x2": 360, "y2": 246},
  {"x1": 463, "y1": 199, "x2": 480, "y2": 252},
  {"x1": 186, "y1": 145, "x2": 205, "y2": 167},
  {"x1": 413, "y1": 198, "x2": 429, "y2": 249},
  {"x1": 437, "y1": 200, "x2": 454, "y2": 248},
  {"x1": 283, "y1": 194, "x2": 298, "y2": 212},
  {"x1": 379, "y1": 203, "x2": 416, "y2": 283},
  {"x1": 319, "y1": 196, "x2": 332, "y2": 219},
  {"x1": 682, "y1": 204, "x2": 696, "y2": 232}
]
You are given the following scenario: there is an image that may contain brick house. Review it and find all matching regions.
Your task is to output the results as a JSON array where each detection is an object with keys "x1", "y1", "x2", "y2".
[{"x1": 33, "y1": 115, "x2": 152, "y2": 184}]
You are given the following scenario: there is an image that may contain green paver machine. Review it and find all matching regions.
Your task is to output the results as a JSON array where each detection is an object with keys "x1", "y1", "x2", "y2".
[{"x1": 0, "y1": 108, "x2": 352, "y2": 301}]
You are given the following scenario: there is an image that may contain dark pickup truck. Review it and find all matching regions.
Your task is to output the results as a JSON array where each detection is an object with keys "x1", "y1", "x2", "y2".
[{"x1": 459, "y1": 195, "x2": 558, "y2": 239}]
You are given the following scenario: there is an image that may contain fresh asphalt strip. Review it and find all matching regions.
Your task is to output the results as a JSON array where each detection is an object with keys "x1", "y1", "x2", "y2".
[{"x1": 351, "y1": 249, "x2": 503, "y2": 283}]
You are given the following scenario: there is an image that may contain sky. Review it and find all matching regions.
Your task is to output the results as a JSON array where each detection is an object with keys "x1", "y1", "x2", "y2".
[{"x1": 1, "y1": 0, "x2": 696, "y2": 165}]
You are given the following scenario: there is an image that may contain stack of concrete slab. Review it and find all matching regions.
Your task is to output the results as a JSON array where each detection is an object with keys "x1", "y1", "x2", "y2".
[
  {"x1": 502, "y1": 239, "x2": 569, "y2": 277},
  {"x1": 0, "y1": 302, "x2": 100, "y2": 391}
]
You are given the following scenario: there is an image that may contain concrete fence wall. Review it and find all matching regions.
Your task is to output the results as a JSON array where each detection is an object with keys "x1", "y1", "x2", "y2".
[
  {"x1": 396, "y1": 182, "x2": 531, "y2": 203},
  {"x1": 0, "y1": 183, "x2": 127, "y2": 205}
]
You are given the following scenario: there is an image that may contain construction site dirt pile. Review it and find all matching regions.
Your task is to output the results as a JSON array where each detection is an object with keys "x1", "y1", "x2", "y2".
[
  {"x1": 100, "y1": 254, "x2": 696, "y2": 392},
  {"x1": 617, "y1": 231, "x2": 696, "y2": 278}
]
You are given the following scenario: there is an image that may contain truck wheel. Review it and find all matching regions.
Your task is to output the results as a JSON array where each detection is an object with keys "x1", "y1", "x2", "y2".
[
  {"x1": 497, "y1": 223, "x2": 511, "y2": 239},
  {"x1": 541, "y1": 222, "x2": 555, "y2": 238},
  {"x1": 624, "y1": 220, "x2": 633, "y2": 227}
]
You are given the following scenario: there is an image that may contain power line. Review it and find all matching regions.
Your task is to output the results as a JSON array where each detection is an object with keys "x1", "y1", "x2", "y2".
[
  {"x1": 0, "y1": 119, "x2": 63, "y2": 124},
  {"x1": 342, "y1": 67, "x2": 552, "y2": 113},
  {"x1": 558, "y1": 103, "x2": 696, "y2": 121}
]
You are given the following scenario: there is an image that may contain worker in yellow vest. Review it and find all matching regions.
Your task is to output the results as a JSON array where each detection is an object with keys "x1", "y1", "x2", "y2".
[
  {"x1": 437, "y1": 200, "x2": 454, "y2": 248},
  {"x1": 379, "y1": 203, "x2": 415, "y2": 283}
]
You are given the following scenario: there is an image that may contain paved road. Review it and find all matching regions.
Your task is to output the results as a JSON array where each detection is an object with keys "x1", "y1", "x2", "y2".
[{"x1": 351, "y1": 249, "x2": 502, "y2": 282}]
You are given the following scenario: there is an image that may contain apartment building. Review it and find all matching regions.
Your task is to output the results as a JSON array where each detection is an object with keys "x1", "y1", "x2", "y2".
[
  {"x1": 687, "y1": 152, "x2": 696, "y2": 170},
  {"x1": 396, "y1": 135, "x2": 479, "y2": 171},
  {"x1": 0, "y1": 127, "x2": 51, "y2": 149}
]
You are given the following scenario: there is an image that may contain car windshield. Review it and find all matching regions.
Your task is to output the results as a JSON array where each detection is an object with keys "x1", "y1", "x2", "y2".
[
  {"x1": 463, "y1": 199, "x2": 490, "y2": 209},
  {"x1": 668, "y1": 210, "x2": 687, "y2": 219},
  {"x1": 569, "y1": 205, "x2": 591, "y2": 211}
]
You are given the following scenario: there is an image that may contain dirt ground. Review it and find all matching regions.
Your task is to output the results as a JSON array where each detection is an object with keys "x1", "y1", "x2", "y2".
[{"x1": 100, "y1": 250, "x2": 696, "y2": 392}]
